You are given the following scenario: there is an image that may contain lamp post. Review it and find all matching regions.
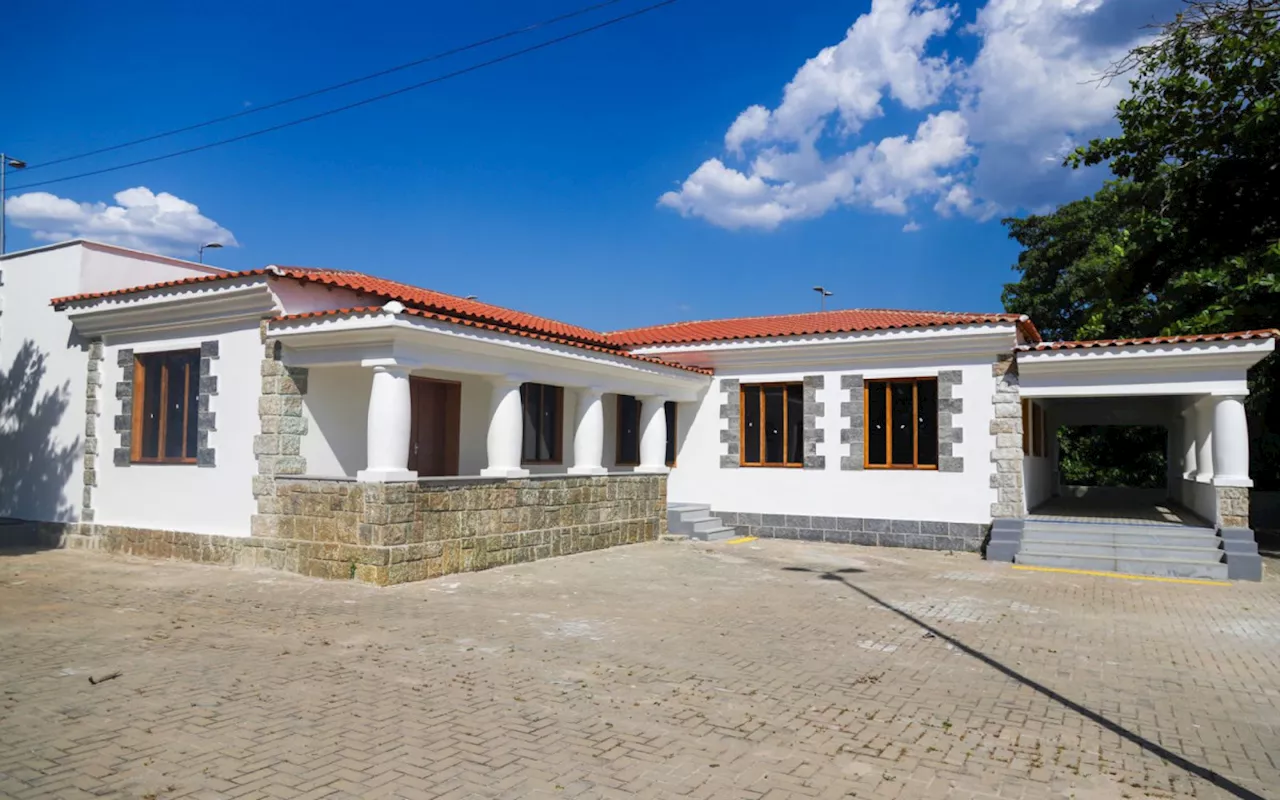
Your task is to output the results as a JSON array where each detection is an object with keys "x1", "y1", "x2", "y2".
[
  {"x1": 812, "y1": 285, "x2": 833, "y2": 311},
  {"x1": 1, "y1": 153, "x2": 28, "y2": 256},
  {"x1": 198, "y1": 242, "x2": 223, "y2": 263}
]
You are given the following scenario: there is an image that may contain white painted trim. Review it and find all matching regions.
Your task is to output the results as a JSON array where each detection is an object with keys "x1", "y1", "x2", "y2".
[
  {"x1": 64, "y1": 280, "x2": 278, "y2": 337},
  {"x1": 271, "y1": 311, "x2": 710, "y2": 400},
  {"x1": 626, "y1": 324, "x2": 1019, "y2": 369}
]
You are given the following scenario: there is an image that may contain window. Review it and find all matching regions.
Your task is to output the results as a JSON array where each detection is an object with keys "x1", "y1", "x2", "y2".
[
  {"x1": 132, "y1": 350, "x2": 200, "y2": 464},
  {"x1": 1023, "y1": 399, "x2": 1046, "y2": 457},
  {"x1": 664, "y1": 401, "x2": 678, "y2": 467},
  {"x1": 864, "y1": 378, "x2": 938, "y2": 469},
  {"x1": 616, "y1": 395, "x2": 641, "y2": 466},
  {"x1": 520, "y1": 383, "x2": 563, "y2": 464},
  {"x1": 740, "y1": 383, "x2": 804, "y2": 467}
]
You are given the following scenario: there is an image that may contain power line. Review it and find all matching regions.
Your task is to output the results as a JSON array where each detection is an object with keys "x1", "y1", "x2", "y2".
[{"x1": 14, "y1": 0, "x2": 634, "y2": 176}]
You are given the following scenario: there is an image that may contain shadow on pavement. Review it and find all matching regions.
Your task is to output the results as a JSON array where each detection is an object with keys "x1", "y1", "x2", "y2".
[{"x1": 785, "y1": 564, "x2": 1264, "y2": 800}]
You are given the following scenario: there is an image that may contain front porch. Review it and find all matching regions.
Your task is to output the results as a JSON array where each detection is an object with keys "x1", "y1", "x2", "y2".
[{"x1": 1029, "y1": 489, "x2": 1209, "y2": 527}]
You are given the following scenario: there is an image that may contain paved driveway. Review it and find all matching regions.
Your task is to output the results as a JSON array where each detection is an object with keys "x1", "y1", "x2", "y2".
[{"x1": 1, "y1": 541, "x2": 1277, "y2": 800}]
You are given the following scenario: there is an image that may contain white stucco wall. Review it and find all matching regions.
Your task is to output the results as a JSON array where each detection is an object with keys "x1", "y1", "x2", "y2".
[
  {"x1": 94, "y1": 321, "x2": 263, "y2": 536},
  {"x1": 300, "y1": 367, "x2": 580, "y2": 477},
  {"x1": 0, "y1": 246, "x2": 88, "y2": 523},
  {"x1": 667, "y1": 358, "x2": 999, "y2": 525},
  {"x1": 0, "y1": 242, "x2": 215, "y2": 524}
]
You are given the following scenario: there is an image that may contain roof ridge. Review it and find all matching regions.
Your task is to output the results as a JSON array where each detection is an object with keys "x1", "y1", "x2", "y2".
[{"x1": 604, "y1": 306, "x2": 1017, "y2": 336}]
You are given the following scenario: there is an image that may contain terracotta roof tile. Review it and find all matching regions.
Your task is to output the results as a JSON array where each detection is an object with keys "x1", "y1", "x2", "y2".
[
  {"x1": 1017, "y1": 330, "x2": 1280, "y2": 351},
  {"x1": 50, "y1": 268, "x2": 265, "y2": 306},
  {"x1": 605, "y1": 309, "x2": 1036, "y2": 346},
  {"x1": 271, "y1": 306, "x2": 711, "y2": 375}
]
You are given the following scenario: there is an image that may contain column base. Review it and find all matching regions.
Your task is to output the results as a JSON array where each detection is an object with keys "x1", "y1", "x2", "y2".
[
  {"x1": 1212, "y1": 475, "x2": 1253, "y2": 487},
  {"x1": 634, "y1": 465, "x2": 670, "y2": 475},
  {"x1": 1195, "y1": 473, "x2": 1214, "y2": 484},
  {"x1": 356, "y1": 468, "x2": 418, "y2": 482},
  {"x1": 567, "y1": 466, "x2": 608, "y2": 476},
  {"x1": 480, "y1": 467, "x2": 530, "y2": 478}
]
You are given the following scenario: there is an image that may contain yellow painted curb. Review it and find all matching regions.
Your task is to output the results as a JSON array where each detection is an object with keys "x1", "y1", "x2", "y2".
[
  {"x1": 1011, "y1": 564, "x2": 1229, "y2": 586},
  {"x1": 723, "y1": 536, "x2": 758, "y2": 545}
]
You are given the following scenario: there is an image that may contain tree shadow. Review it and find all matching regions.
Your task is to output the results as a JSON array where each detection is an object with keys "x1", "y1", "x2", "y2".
[
  {"x1": 784, "y1": 565, "x2": 1264, "y2": 800},
  {"x1": 0, "y1": 340, "x2": 80, "y2": 550}
]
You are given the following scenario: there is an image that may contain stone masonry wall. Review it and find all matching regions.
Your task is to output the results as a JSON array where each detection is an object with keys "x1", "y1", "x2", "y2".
[
  {"x1": 990, "y1": 354, "x2": 1025, "y2": 518},
  {"x1": 82, "y1": 339, "x2": 103, "y2": 521},
  {"x1": 1217, "y1": 485, "x2": 1250, "y2": 529},
  {"x1": 252, "y1": 474, "x2": 668, "y2": 585}
]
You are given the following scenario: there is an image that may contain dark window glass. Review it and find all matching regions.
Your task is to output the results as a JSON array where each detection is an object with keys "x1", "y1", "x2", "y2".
[
  {"x1": 891, "y1": 382, "x2": 915, "y2": 465},
  {"x1": 520, "y1": 383, "x2": 562, "y2": 463},
  {"x1": 664, "y1": 402, "x2": 677, "y2": 467},
  {"x1": 134, "y1": 350, "x2": 199, "y2": 463},
  {"x1": 865, "y1": 378, "x2": 938, "y2": 468},
  {"x1": 617, "y1": 395, "x2": 641, "y2": 465},
  {"x1": 742, "y1": 386, "x2": 761, "y2": 463},
  {"x1": 763, "y1": 386, "x2": 785, "y2": 463},
  {"x1": 786, "y1": 385, "x2": 804, "y2": 464},
  {"x1": 866, "y1": 381, "x2": 887, "y2": 466},
  {"x1": 916, "y1": 379, "x2": 938, "y2": 466}
]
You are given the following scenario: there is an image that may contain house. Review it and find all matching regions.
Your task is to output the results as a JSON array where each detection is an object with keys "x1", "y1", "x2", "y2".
[{"x1": 1, "y1": 240, "x2": 1274, "y2": 582}]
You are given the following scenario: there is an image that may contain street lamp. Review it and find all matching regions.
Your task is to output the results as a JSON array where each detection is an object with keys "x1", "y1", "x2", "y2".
[
  {"x1": 1, "y1": 153, "x2": 28, "y2": 256},
  {"x1": 812, "y1": 285, "x2": 833, "y2": 311},
  {"x1": 198, "y1": 242, "x2": 223, "y2": 263}
]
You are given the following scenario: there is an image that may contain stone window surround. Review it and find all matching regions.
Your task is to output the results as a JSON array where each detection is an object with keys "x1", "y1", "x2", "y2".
[
  {"x1": 111, "y1": 342, "x2": 220, "y2": 467},
  {"x1": 721, "y1": 377, "x2": 825, "y2": 470},
  {"x1": 842, "y1": 372, "x2": 963, "y2": 472}
]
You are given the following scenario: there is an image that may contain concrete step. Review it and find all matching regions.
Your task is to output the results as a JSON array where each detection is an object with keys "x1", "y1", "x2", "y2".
[
  {"x1": 1024, "y1": 520, "x2": 1214, "y2": 537},
  {"x1": 1022, "y1": 528, "x2": 1220, "y2": 547},
  {"x1": 1020, "y1": 540, "x2": 1222, "y2": 561},
  {"x1": 1015, "y1": 551, "x2": 1229, "y2": 580},
  {"x1": 691, "y1": 526, "x2": 739, "y2": 542}
]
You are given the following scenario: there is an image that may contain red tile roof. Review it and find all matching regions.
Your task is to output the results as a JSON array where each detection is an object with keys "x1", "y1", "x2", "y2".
[
  {"x1": 52, "y1": 265, "x2": 616, "y2": 350},
  {"x1": 271, "y1": 306, "x2": 712, "y2": 375},
  {"x1": 605, "y1": 309, "x2": 1038, "y2": 346},
  {"x1": 50, "y1": 268, "x2": 267, "y2": 306},
  {"x1": 1017, "y1": 330, "x2": 1280, "y2": 351}
]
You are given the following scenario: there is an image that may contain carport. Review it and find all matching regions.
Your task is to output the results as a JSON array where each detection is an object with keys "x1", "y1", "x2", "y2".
[{"x1": 989, "y1": 330, "x2": 1277, "y2": 580}]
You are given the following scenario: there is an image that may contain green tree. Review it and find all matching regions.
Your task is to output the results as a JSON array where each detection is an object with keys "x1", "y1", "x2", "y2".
[{"x1": 1003, "y1": 0, "x2": 1280, "y2": 489}]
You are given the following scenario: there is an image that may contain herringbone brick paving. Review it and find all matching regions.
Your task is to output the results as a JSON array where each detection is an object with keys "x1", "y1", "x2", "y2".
[{"x1": 0, "y1": 541, "x2": 1276, "y2": 799}]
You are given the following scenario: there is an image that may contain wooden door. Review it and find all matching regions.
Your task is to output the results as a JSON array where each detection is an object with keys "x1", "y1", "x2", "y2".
[{"x1": 408, "y1": 378, "x2": 461, "y2": 477}]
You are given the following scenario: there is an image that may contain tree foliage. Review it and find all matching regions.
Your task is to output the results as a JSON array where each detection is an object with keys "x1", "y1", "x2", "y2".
[{"x1": 1002, "y1": 0, "x2": 1280, "y2": 489}]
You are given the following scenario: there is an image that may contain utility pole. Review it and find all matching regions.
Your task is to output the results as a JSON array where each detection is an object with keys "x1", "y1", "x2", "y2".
[{"x1": 0, "y1": 153, "x2": 28, "y2": 256}]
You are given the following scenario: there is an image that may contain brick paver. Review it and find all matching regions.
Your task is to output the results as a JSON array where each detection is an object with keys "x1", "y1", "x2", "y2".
[{"x1": 1, "y1": 541, "x2": 1277, "y2": 799}]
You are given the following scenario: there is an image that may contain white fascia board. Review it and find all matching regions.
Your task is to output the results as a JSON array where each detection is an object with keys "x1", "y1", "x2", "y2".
[
  {"x1": 271, "y1": 311, "x2": 711, "y2": 401},
  {"x1": 627, "y1": 324, "x2": 1019, "y2": 369},
  {"x1": 63, "y1": 278, "x2": 278, "y2": 337},
  {"x1": 1017, "y1": 339, "x2": 1274, "y2": 398}
]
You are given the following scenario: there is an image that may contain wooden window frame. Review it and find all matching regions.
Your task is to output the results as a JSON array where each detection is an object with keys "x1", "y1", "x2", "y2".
[
  {"x1": 739, "y1": 382, "x2": 804, "y2": 468},
  {"x1": 615, "y1": 395, "x2": 641, "y2": 467},
  {"x1": 131, "y1": 349, "x2": 200, "y2": 465},
  {"x1": 1032, "y1": 402, "x2": 1046, "y2": 458},
  {"x1": 520, "y1": 383, "x2": 564, "y2": 465},
  {"x1": 863, "y1": 377, "x2": 939, "y2": 471},
  {"x1": 664, "y1": 401, "x2": 677, "y2": 468}
]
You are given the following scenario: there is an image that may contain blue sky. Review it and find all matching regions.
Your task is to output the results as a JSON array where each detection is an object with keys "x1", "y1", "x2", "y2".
[{"x1": 1, "y1": 0, "x2": 1179, "y2": 331}]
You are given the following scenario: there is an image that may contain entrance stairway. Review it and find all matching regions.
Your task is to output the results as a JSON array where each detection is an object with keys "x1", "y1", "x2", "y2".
[
  {"x1": 666, "y1": 503, "x2": 738, "y2": 541},
  {"x1": 1013, "y1": 519, "x2": 1227, "y2": 580}
]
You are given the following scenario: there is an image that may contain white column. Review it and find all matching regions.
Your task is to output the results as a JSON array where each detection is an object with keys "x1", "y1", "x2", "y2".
[
  {"x1": 1195, "y1": 397, "x2": 1214, "y2": 483},
  {"x1": 635, "y1": 395, "x2": 669, "y2": 474},
  {"x1": 1180, "y1": 405, "x2": 1198, "y2": 480},
  {"x1": 1211, "y1": 395, "x2": 1252, "y2": 487},
  {"x1": 568, "y1": 387, "x2": 606, "y2": 475},
  {"x1": 480, "y1": 377, "x2": 529, "y2": 478},
  {"x1": 357, "y1": 365, "x2": 416, "y2": 482}
]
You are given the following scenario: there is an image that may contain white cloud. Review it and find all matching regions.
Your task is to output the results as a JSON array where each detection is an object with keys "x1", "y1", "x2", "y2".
[
  {"x1": 902, "y1": 220, "x2": 922, "y2": 232},
  {"x1": 7, "y1": 187, "x2": 237, "y2": 256},
  {"x1": 660, "y1": 0, "x2": 1180, "y2": 229}
]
